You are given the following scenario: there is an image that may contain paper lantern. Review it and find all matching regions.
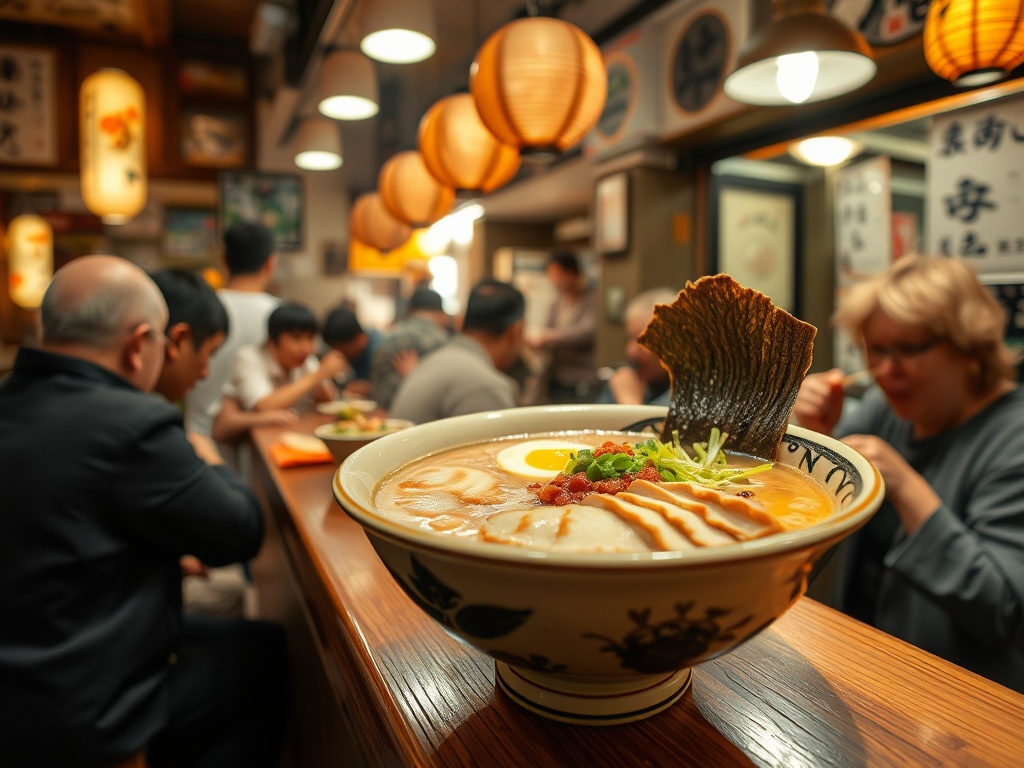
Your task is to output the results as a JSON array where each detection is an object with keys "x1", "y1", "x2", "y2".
[
  {"x1": 6, "y1": 214, "x2": 53, "y2": 309},
  {"x1": 378, "y1": 150, "x2": 455, "y2": 227},
  {"x1": 470, "y1": 17, "x2": 607, "y2": 157},
  {"x1": 294, "y1": 117, "x2": 343, "y2": 170},
  {"x1": 80, "y1": 69, "x2": 147, "y2": 223},
  {"x1": 350, "y1": 192, "x2": 412, "y2": 252},
  {"x1": 924, "y1": 0, "x2": 1024, "y2": 86},
  {"x1": 418, "y1": 93, "x2": 521, "y2": 193},
  {"x1": 723, "y1": 0, "x2": 875, "y2": 105}
]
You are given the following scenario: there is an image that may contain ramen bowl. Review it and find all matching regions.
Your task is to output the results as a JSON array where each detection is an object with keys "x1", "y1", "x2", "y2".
[
  {"x1": 314, "y1": 418, "x2": 414, "y2": 466},
  {"x1": 333, "y1": 404, "x2": 883, "y2": 725}
]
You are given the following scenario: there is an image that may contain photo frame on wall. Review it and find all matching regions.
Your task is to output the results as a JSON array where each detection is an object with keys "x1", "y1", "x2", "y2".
[
  {"x1": 163, "y1": 207, "x2": 218, "y2": 260},
  {"x1": 595, "y1": 172, "x2": 629, "y2": 255},
  {"x1": 710, "y1": 174, "x2": 802, "y2": 314},
  {"x1": 219, "y1": 171, "x2": 303, "y2": 251}
]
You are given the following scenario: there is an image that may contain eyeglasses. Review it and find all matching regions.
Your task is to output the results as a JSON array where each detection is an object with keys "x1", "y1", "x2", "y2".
[{"x1": 864, "y1": 338, "x2": 943, "y2": 364}]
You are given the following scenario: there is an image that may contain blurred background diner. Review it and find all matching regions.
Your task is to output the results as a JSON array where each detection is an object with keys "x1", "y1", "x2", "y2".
[{"x1": 3, "y1": 0, "x2": 1024, "y2": 762}]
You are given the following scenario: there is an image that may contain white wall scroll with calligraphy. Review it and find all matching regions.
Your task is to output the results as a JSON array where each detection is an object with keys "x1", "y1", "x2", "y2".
[
  {"x1": 833, "y1": 156, "x2": 892, "y2": 372},
  {"x1": 0, "y1": 45, "x2": 57, "y2": 167},
  {"x1": 927, "y1": 94, "x2": 1024, "y2": 273}
]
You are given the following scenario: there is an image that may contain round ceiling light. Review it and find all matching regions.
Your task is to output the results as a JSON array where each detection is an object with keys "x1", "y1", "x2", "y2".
[
  {"x1": 318, "y1": 50, "x2": 379, "y2": 120},
  {"x1": 293, "y1": 118, "x2": 342, "y2": 170},
  {"x1": 378, "y1": 150, "x2": 456, "y2": 227},
  {"x1": 924, "y1": 0, "x2": 1024, "y2": 87},
  {"x1": 789, "y1": 136, "x2": 862, "y2": 166},
  {"x1": 359, "y1": 0, "x2": 436, "y2": 64},
  {"x1": 350, "y1": 192, "x2": 412, "y2": 252}
]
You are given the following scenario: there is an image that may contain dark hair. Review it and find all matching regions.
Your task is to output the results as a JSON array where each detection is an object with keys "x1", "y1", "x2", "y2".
[
  {"x1": 150, "y1": 269, "x2": 229, "y2": 348},
  {"x1": 223, "y1": 221, "x2": 275, "y2": 276},
  {"x1": 407, "y1": 287, "x2": 444, "y2": 313},
  {"x1": 462, "y1": 279, "x2": 525, "y2": 337},
  {"x1": 548, "y1": 251, "x2": 581, "y2": 275},
  {"x1": 267, "y1": 301, "x2": 318, "y2": 342},
  {"x1": 322, "y1": 306, "x2": 364, "y2": 345}
]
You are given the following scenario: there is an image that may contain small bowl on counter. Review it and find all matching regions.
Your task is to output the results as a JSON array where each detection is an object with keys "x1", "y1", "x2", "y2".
[{"x1": 314, "y1": 417, "x2": 414, "y2": 466}]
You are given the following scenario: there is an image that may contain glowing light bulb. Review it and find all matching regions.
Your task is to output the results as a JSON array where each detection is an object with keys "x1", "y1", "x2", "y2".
[{"x1": 775, "y1": 52, "x2": 819, "y2": 104}]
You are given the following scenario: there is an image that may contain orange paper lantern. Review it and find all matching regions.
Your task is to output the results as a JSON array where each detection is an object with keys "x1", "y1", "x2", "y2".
[
  {"x1": 80, "y1": 69, "x2": 147, "y2": 223},
  {"x1": 924, "y1": 0, "x2": 1024, "y2": 86},
  {"x1": 470, "y1": 17, "x2": 606, "y2": 156},
  {"x1": 378, "y1": 150, "x2": 455, "y2": 227},
  {"x1": 350, "y1": 192, "x2": 412, "y2": 252},
  {"x1": 6, "y1": 214, "x2": 53, "y2": 309},
  {"x1": 418, "y1": 93, "x2": 521, "y2": 193}
]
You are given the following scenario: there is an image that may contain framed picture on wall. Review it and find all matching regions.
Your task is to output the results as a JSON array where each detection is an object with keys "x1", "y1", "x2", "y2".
[
  {"x1": 163, "y1": 207, "x2": 218, "y2": 260},
  {"x1": 710, "y1": 175, "x2": 802, "y2": 314},
  {"x1": 595, "y1": 172, "x2": 629, "y2": 255},
  {"x1": 180, "y1": 108, "x2": 248, "y2": 168},
  {"x1": 219, "y1": 171, "x2": 303, "y2": 251}
]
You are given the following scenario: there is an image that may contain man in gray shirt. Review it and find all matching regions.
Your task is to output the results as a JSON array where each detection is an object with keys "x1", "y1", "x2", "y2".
[{"x1": 390, "y1": 279, "x2": 524, "y2": 424}]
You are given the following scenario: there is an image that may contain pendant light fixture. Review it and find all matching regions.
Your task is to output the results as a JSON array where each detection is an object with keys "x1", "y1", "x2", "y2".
[
  {"x1": 79, "y1": 68, "x2": 147, "y2": 224},
  {"x1": 294, "y1": 117, "x2": 343, "y2": 170},
  {"x1": 378, "y1": 150, "x2": 456, "y2": 227},
  {"x1": 470, "y1": 16, "x2": 607, "y2": 157},
  {"x1": 318, "y1": 49, "x2": 379, "y2": 120},
  {"x1": 723, "y1": 0, "x2": 876, "y2": 106},
  {"x1": 924, "y1": 0, "x2": 1024, "y2": 87},
  {"x1": 418, "y1": 93, "x2": 521, "y2": 193},
  {"x1": 359, "y1": 0, "x2": 436, "y2": 64},
  {"x1": 789, "y1": 136, "x2": 862, "y2": 166},
  {"x1": 350, "y1": 192, "x2": 412, "y2": 252},
  {"x1": 6, "y1": 213, "x2": 53, "y2": 309}
]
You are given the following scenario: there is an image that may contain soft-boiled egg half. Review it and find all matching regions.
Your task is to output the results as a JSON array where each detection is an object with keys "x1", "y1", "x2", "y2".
[{"x1": 496, "y1": 440, "x2": 591, "y2": 482}]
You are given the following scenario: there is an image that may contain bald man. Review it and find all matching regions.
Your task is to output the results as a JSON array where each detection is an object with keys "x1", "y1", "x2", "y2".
[{"x1": 0, "y1": 256, "x2": 286, "y2": 768}]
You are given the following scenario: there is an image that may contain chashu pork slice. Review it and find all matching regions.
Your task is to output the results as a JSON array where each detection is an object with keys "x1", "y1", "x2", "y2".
[
  {"x1": 605, "y1": 491, "x2": 737, "y2": 548},
  {"x1": 481, "y1": 504, "x2": 657, "y2": 553},
  {"x1": 582, "y1": 493, "x2": 702, "y2": 550},
  {"x1": 627, "y1": 479, "x2": 784, "y2": 540}
]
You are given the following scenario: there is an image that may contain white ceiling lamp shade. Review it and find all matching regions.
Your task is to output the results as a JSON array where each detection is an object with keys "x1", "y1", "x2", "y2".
[
  {"x1": 318, "y1": 49, "x2": 379, "y2": 120},
  {"x1": 723, "y1": 0, "x2": 876, "y2": 106},
  {"x1": 294, "y1": 117, "x2": 343, "y2": 170},
  {"x1": 359, "y1": 0, "x2": 436, "y2": 64},
  {"x1": 789, "y1": 136, "x2": 862, "y2": 166}
]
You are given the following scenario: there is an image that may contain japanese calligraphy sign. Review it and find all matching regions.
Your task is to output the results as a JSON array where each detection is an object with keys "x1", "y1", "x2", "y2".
[
  {"x1": 927, "y1": 94, "x2": 1024, "y2": 273},
  {"x1": 833, "y1": 156, "x2": 892, "y2": 373},
  {"x1": 0, "y1": 46, "x2": 57, "y2": 166}
]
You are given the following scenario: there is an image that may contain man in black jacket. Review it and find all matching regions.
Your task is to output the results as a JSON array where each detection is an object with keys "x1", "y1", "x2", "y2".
[{"x1": 0, "y1": 255, "x2": 287, "y2": 768}]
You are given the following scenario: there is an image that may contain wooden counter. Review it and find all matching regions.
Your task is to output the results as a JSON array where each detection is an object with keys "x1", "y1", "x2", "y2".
[{"x1": 250, "y1": 414, "x2": 1024, "y2": 768}]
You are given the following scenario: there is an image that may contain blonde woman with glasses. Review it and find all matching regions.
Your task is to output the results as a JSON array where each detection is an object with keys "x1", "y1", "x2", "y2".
[{"x1": 792, "y1": 254, "x2": 1023, "y2": 693}]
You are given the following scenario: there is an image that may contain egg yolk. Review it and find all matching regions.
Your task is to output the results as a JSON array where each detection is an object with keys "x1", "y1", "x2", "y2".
[{"x1": 524, "y1": 448, "x2": 576, "y2": 472}]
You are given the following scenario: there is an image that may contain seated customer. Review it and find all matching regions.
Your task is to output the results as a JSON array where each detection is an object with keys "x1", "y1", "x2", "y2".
[
  {"x1": 598, "y1": 287, "x2": 678, "y2": 406},
  {"x1": 791, "y1": 254, "x2": 1024, "y2": 693},
  {"x1": 0, "y1": 255, "x2": 286, "y2": 767},
  {"x1": 214, "y1": 301, "x2": 346, "y2": 442},
  {"x1": 321, "y1": 305, "x2": 382, "y2": 398},
  {"x1": 151, "y1": 268, "x2": 251, "y2": 619},
  {"x1": 389, "y1": 278, "x2": 524, "y2": 424},
  {"x1": 370, "y1": 286, "x2": 450, "y2": 410}
]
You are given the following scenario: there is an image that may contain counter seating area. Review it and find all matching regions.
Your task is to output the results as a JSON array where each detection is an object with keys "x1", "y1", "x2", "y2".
[{"x1": 249, "y1": 413, "x2": 1024, "y2": 767}]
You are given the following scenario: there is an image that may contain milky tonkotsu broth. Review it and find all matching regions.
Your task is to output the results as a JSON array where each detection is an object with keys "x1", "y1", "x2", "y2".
[{"x1": 373, "y1": 432, "x2": 836, "y2": 550}]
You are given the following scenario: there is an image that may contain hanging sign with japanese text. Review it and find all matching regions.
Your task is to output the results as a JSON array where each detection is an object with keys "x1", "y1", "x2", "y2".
[
  {"x1": 927, "y1": 94, "x2": 1024, "y2": 273},
  {"x1": 0, "y1": 45, "x2": 57, "y2": 167}
]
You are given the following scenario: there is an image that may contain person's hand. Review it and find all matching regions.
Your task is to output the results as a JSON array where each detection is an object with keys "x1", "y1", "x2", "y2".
[
  {"x1": 317, "y1": 349, "x2": 349, "y2": 381},
  {"x1": 343, "y1": 380, "x2": 373, "y2": 398},
  {"x1": 257, "y1": 409, "x2": 299, "y2": 428},
  {"x1": 392, "y1": 348, "x2": 419, "y2": 377},
  {"x1": 180, "y1": 555, "x2": 209, "y2": 580},
  {"x1": 187, "y1": 431, "x2": 224, "y2": 466},
  {"x1": 791, "y1": 368, "x2": 845, "y2": 435},
  {"x1": 608, "y1": 366, "x2": 646, "y2": 405},
  {"x1": 842, "y1": 434, "x2": 941, "y2": 535},
  {"x1": 523, "y1": 329, "x2": 547, "y2": 351}
]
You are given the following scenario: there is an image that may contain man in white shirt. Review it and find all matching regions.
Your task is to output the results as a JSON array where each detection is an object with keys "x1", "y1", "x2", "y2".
[{"x1": 184, "y1": 221, "x2": 282, "y2": 436}]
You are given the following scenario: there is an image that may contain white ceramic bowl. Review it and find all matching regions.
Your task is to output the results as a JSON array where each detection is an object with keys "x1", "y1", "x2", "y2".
[
  {"x1": 315, "y1": 419, "x2": 414, "y2": 466},
  {"x1": 334, "y1": 405, "x2": 883, "y2": 725}
]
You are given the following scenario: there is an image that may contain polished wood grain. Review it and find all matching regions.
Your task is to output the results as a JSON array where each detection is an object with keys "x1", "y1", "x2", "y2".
[{"x1": 251, "y1": 414, "x2": 1024, "y2": 768}]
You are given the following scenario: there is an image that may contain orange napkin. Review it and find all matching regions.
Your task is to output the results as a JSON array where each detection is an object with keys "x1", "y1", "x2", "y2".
[{"x1": 269, "y1": 441, "x2": 333, "y2": 468}]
